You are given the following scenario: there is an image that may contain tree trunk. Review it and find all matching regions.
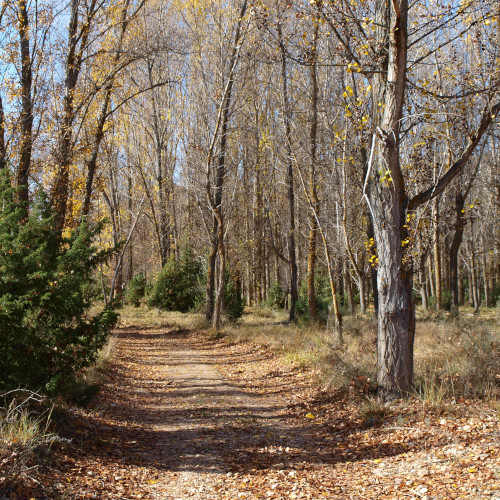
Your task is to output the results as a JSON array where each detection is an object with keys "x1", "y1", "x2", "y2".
[
  {"x1": 368, "y1": 0, "x2": 413, "y2": 399},
  {"x1": 428, "y1": 257, "x2": 435, "y2": 297},
  {"x1": 420, "y1": 270, "x2": 428, "y2": 310},
  {"x1": 206, "y1": 222, "x2": 218, "y2": 320},
  {"x1": 0, "y1": 94, "x2": 6, "y2": 170},
  {"x1": 468, "y1": 266, "x2": 474, "y2": 307},
  {"x1": 458, "y1": 261, "x2": 464, "y2": 305},
  {"x1": 433, "y1": 199, "x2": 442, "y2": 309},
  {"x1": 358, "y1": 275, "x2": 367, "y2": 315},
  {"x1": 346, "y1": 269, "x2": 354, "y2": 315},
  {"x1": 470, "y1": 253, "x2": 480, "y2": 312},
  {"x1": 127, "y1": 174, "x2": 134, "y2": 283},
  {"x1": 213, "y1": 209, "x2": 225, "y2": 330},
  {"x1": 368, "y1": 217, "x2": 379, "y2": 317},
  {"x1": 326, "y1": 252, "x2": 343, "y2": 344},
  {"x1": 444, "y1": 235, "x2": 450, "y2": 292},
  {"x1": 307, "y1": 22, "x2": 319, "y2": 322},
  {"x1": 82, "y1": 0, "x2": 134, "y2": 219},
  {"x1": 253, "y1": 120, "x2": 262, "y2": 306},
  {"x1": 52, "y1": 0, "x2": 96, "y2": 232},
  {"x1": 17, "y1": 0, "x2": 33, "y2": 210},
  {"x1": 449, "y1": 192, "x2": 465, "y2": 317},
  {"x1": 278, "y1": 20, "x2": 298, "y2": 322},
  {"x1": 205, "y1": 0, "x2": 248, "y2": 326},
  {"x1": 82, "y1": 88, "x2": 112, "y2": 218},
  {"x1": 481, "y1": 234, "x2": 490, "y2": 308},
  {"x1": 158, "y1": 152, "x2": 170, "y2": 267}
]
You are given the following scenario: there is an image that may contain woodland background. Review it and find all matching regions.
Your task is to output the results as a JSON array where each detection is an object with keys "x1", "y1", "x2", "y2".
[
  {"x1": 0, "y1": 0, "x2": 499, "y2": 393},
  {"x1": 0, "y1": 1, "x2": 500, "y2": 496}
]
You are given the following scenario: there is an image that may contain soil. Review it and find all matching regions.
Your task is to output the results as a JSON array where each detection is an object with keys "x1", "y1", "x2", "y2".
[{"x1": 6, "y1": 323, "x2": 500, "y2": 499}]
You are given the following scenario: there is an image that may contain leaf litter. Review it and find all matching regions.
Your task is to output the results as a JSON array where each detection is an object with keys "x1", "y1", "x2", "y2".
[{"x1": 5, "y1": 324, "x2": 499, "y2": 499}]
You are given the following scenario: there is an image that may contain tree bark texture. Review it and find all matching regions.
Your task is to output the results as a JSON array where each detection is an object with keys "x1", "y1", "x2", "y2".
[
  {"x1": 307, "y1": 22, "x2": 319, "y2": 322},
  {"x1": 433, "y1": 199, "x2": 442, "y2": 309},
  {"x1": 205, "y1": 0, "x2": 248, "y2": 325},
  {"x1": 449, "y1": 192, "x2": 465, "y2": 316},
  {"x1": 369, "y1": 0, "x2": 414, "y2": 398},
  {"x1": 17, "y1": 0, "x2": 33, "y2": 209}
]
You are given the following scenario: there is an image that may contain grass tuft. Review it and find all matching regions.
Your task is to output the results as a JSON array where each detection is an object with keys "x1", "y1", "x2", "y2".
[{"x1": 0, "y1": 391, "x2": 60, "y2": 494}]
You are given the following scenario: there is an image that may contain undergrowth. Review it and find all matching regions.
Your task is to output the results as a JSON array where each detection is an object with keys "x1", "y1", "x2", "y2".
[
  {"x1": 0, "y1": 331, "x2": 119, "y2": 494},
  {"x1": 0, "y1": 391, "x2": 61, "y2": 495},
  {"x1": 413, "y1": 311, "x2": 500, "y2": 405}
]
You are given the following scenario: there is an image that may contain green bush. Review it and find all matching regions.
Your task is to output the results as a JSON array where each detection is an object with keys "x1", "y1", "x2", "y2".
[
  {"x1": 442, "y1": 288, "x2": 451, "y2": 311},
  {"x1": 148, "y1": 241, "x2": 203, "y2": 312},
  {"x1": 0, "y1": 172, "x2": 117, "y2": 394},
  {"x1": 82, "y1": 272, "x2": 108, "y2": 303},
  {"x1": 125, "y1": 272, "x2": 147, "y2": 307},
  {"x1": 428, "y1": 294, "x2": 437, "y2": 310},
  {"x1": 427, "y1": 290, "x2": 451, "y2": 311},
  {"x1": 296, "y1": 271, "x2": 332, "y2": 323},
  {"x1": 265, "y1": 281, "x2": 286, "y2": 309},
  {"x1": 224, "y1": 270, "x2": 244, "y2": 322},
  {"x1": 490, "y1": 284, "x2": 500, "y2": 307}
]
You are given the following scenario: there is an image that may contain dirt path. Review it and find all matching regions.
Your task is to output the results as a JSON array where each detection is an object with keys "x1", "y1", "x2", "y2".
[
  {"x1": 53, "y1": 325, "x2": 327, "y2": 499},
  {"x1": 23, "y1": 324, "x2": 500, "y2": 499},
  {"x1": 120, "y1": 326, "x2": 287, "y2": 498}
]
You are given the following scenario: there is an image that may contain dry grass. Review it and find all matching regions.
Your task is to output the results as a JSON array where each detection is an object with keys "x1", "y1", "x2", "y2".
[
  {"x1": 82, "y1": 334, "x2": 119, "y2": 387},
  {"x1": 414, "y1": 305, "x2": 500, "y2": 404},
  {"x1": 0, "y1": 392, "x2": 60, "y2": 494},
  {"x1": 118, "y1": 304, "x2": 206, "y2": 331},
  {"x1": 234, "y1": 310, "x2": 378, "y2": 395}
]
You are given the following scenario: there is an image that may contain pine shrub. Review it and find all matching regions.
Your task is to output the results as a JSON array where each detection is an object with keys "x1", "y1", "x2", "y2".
[
  {"x1": 0, "y1": 172, "x2": 117, "y2": 394},
  {"x1": 148, "y1": 241, "x2": 203, "y2": 312},
  {"x1": 224, "y1": 270, "x2": 244, "y2": 322},
  {"x1": 125, "y1": 272, "x2": 147, "y2": 307},
  {"x1": 296, "y1": 272, "x2": 332, "y2": 323},
  {"x1": 265, "y1": 281, "x2": 286, "y2": 309}
]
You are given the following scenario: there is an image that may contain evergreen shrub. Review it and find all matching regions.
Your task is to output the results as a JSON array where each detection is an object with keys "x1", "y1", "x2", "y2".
[
  {"x1": 125, "y1": 272, "x2": 147, "y2": 307},
  {"x1": 224, "y1": 270, "x2": 244, "y2": 322},
  {"x1": 0, "y1": 172, "x2": 117, "y2": 394},
  {"x1": 148, "y1": 242, "x2": 203, "y2": 312},
  {"x1": 265, "y1": 281, "x2": 286, "y2": 309},
  {"x1": 296, "y1": 272, "x2": 331, "y2": 323}
]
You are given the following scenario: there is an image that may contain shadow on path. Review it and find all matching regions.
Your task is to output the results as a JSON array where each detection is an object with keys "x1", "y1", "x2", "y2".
[{"x1": 67, "y1": 326, "x2": 442, "y2": 480}]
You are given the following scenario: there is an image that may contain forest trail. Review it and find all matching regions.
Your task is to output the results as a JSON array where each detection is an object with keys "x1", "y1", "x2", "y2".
[
  {"x1": 49, "y1": 324, "x2": 340, "y2": 499},
  {"x1": 105, "y1": 325, "x2": 292, "y2": 499},
  {"x1": 27, "y1": 323, "x2": 499, "y2": 499}
]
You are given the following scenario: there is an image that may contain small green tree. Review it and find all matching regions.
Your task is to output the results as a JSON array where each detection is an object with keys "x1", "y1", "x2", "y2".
[
  {"x1": 265, "y1": 281, "x2": 286, "y2": 309},
  {"x1": 296, "y1": 272, "x2": 331, "y2": 323},
  {"x1": 125, "y1": 272, "x2": 147, "y2": 307},
  {"x1": 148, "y1": 241, "x2": 203, "y2": 312},
  {"x1": 224, "y1": 270, "x2": 244, "y2": 322},
  {"x1": 0, "y1": 172, "x2": 117, "y2": 394}
]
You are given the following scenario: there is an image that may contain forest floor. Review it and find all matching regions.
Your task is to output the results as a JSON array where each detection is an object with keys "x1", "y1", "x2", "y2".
[{"x1": 6, "y1": 309, "x2": 500, "y2": 499}]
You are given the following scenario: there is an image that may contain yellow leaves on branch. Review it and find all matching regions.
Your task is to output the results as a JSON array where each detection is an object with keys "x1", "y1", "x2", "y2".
[
  {"x1": 346, "y1": 62, "x2": 361, "y2": 73},
  {"x1": 342, "y1": 86, "x2": 353, "y2": 98}
]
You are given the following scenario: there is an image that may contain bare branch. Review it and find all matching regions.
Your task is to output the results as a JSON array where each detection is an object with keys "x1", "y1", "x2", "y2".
[{"x1": 408, "y1": 101, "x2": 500, "y2": 211}]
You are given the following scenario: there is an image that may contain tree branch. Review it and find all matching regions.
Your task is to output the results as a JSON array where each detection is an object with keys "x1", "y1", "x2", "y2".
[{"x1": 408, "y1": 100, "x2": 500, "y2": 211}]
